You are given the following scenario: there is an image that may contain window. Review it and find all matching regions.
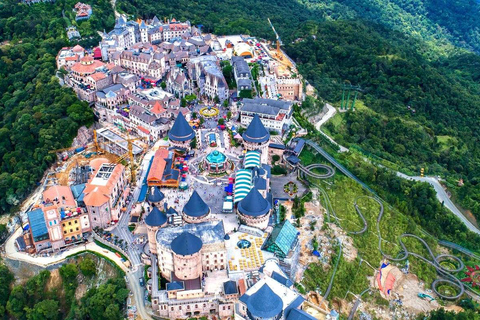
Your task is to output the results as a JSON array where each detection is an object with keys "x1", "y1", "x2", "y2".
[
  {"x1": 68, "y1": 222, "x2": 72, "y2": 226},
  {"x1": 70, "y1": 229, "x2": 73, "y2": 232},
  {"x1": 76, "y1": 227, "x2": 79, "y2": 231},
  {"x1": 74, "y1": 220, "x2": 78, "y2": 224}
]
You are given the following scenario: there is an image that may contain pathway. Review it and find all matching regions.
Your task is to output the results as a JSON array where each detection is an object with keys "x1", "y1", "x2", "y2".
[
  {"x1": 396, "y1": 173, "x2": 479, "y2": 234},
  {"x1": 314, "y1": 103, "x2": 348, "y2": 152},
  {"x1": 3, "y1": 228, "x2": 153, "y2": 319},
  {"x1": 311, "y1": 106, "x2": 480, "y2": 235}
]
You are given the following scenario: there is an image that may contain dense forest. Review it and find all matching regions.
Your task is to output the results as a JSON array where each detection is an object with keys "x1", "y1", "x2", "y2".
[
  {"x1": 0, "y1": 0, "x2": 479, "y2": 219},
  {"x1": 0, "y1": 255, "x2": 128, "y2": 319},
  {"x1": 116, "y1": 0, "x2": 480, "y2": 220},
  {"x1": 0, "y1": 0, "x2": 114, "y2": 213}
]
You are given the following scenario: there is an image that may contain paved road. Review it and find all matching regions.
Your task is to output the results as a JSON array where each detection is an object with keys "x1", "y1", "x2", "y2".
[
  {"x1": 306, "y1": 139, "x2": 480, "y2": 235},
  {"x1": 314, "y1": 104, "x2": 348, "y2": 152},
  {"x1": 3, "y1": 228, "x2": 152, "y2": 319},
  {"x1": 396, "y1": 173, "x2": 480, "y2": 234}
]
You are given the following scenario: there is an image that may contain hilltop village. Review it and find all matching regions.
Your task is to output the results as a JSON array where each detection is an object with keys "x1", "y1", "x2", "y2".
[
  {"x1": 5, "y1": 14, "x2": 337, "y2": 320},
  {"x1": 6, "y1": 10, "x2": 473, "y2": 320}
]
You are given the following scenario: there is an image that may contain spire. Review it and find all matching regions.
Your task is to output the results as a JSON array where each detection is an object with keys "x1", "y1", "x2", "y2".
[
  {"x1": 171, "y1": 232, "x2": 203, "y2": 256},
  {"x1": 145, "y1": 206, "x2": 167, "y2": 227},
  {"x1": 168, "y1": 112, "x2": 195, "y2": 142},
  {"x1": 242, "y1": 114, "x2": 269, "y2": 143},
  {"x1": 183, "y1": 191, "x2": 210, "y2": 217},
  {"x1": 237, "y1": 187, "x2": 271, "y2": 217}
]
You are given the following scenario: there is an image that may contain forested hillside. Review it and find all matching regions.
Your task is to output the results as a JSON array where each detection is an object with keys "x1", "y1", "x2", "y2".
[
  {"x1": 117, "y1": 0, "x2": 480, "y2": 219},
  {"x1": 0, "y1": 0, "x2": 114, "y2": 213}
]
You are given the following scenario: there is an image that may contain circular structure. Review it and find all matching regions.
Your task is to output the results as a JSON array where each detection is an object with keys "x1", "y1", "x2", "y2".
[
  {"x1": 432, "y1": 279, "x2": 463, "y2": 299},
  {"x1": 237, "y1": 239, "x2": 251, "y2": 249},
  {"x1": 283, "y1": 181, "x2": 298, "y2": 196},
  {"x1": 204, "y1": 150, "x2": 229, "y2": 173},
  {"x1": 199, "y1": 106, "x2": 219, "y2": 118},
  {"x1": 299, "y1": 163, "x2": 335, "y2": 179}
]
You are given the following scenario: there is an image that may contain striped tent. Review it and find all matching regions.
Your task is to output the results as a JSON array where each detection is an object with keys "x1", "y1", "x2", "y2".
[
  {"x1": 244, "y1": 151, "x2": 261, "y2": 169},
  {"x1": 234, "y1": 169, "x2": 253, "y2": 203}
]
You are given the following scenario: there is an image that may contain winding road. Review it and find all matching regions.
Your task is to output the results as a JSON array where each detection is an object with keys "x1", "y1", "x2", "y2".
[{"x1": 313, "y1": 105, "x2": 480, "y2": 235}]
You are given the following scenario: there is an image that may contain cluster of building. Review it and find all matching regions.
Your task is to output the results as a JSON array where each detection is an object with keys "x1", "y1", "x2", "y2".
[
  {"x1": 122, "y1": 111, "x2": 324, "y2": 319},
  {"x1": 73, "y1": 2, "x2": 92, "y2": 21},
  {"x1": 19, "y1": 158, "x2": 128, "y2": 253},
  {"x1": 49, "y1": 13, "x2": 322, "y2": 319}
]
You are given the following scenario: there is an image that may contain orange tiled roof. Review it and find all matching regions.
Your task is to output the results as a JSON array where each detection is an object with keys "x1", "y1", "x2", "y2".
[
  {"x1": 151, "y1": 101, "x2": 166, "y2": 115},
  {"x1": 71, "y1": 59, "x2": 104, "y2": 75},
  {"x1": 83, "y1": 162, "x2": 125, "y2": 207},
  {"x1": 72, "y1": 44, "x2": 84, "y2": 52},
  {"x1": 65, "y1": 55, "x2": 79, "y2": 61},
  {"x1": 83, "y1": 187, "x2": 110, "y2": 207},
  {"x1": 43, "y1": 186, "x2": 76, "y2": 207},
  {"x1": 147, "y1": 148, "x2": 169, "y2": 182},
  {"x1": 89, "y1": 72, "x2": 107, "y2": 81}
]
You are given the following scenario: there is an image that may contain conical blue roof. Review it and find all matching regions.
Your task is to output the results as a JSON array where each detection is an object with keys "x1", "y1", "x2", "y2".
[
  {"x1": 147, "y1": 186, "x2": 165, "y2": 203},
  {"x1": 145, "y1": 207, "x2": 167, "y2": 227},
  {"x1": 245, "y1": 284, "x2": 283, "y2": 318},
  {"x1": 171, "y1": 232, "x2": 203, "y2": 256},
  {"x1": 168, "y1": 112, "x2": 195, "y2": 142},
  {"x1": 238, "y1": 187, "x2": 271, "y2": 217},
  {"x1": 183, "y1": 191, "x2": 210, "y2": 217},
  {"x1": 242, "y1": 114, "x2": 269, "y2": 143}
]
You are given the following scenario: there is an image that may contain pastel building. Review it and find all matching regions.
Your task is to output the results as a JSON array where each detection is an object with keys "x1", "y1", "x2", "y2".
[
  {"x1": 82, "y1": 159, "x2": 127, "y2": 228},
  {"x1": 237, "y1": 187, "x2": 271, "y2": 230},
  {"x1": 182, "y1": 191, "x2": 211, "y2": 224},
  {"x1": 152, "y1": 221, "x2": 229, "y2": 319},
  {"x1": 168, "y1": 112, "x2": 195, "y2": 150},
  {"x1": 145, "y1": 206, "x2": 168, "y2": 254},
  {"x1": 242, "y1": 114, "x2": 270, "y2": 164},
  {"x1": 155, "y1": 220, "x2": 227, "y2": 281}
]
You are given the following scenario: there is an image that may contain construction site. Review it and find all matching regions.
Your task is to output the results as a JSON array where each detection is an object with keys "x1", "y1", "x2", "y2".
[{"x1": 49, "y1": 125, "x2": 147, "y2": 186}]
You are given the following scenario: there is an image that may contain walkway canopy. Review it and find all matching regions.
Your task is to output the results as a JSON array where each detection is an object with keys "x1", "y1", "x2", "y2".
[
  {"x1": 234, "y1": 169, "x2": 252, "y2": 203},
  {"x1": 244, "y1": 151, "x2": 261, "y2": 169}
]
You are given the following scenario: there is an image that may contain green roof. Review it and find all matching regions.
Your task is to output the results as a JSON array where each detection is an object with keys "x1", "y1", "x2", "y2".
[{"x1": 263, "y1": 220, "x2": 298, "y2": 258}]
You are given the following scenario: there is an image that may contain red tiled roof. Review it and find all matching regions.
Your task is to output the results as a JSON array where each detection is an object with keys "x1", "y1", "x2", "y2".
[
  {"x1": 72, "y1": 44, "x2": 84, "y2": 52},
  {"x1": 93, "y1": 47, "x2": 102, "y2": 58},
  {"x1": 65, "y1": 55, "x2": 79, "y2": 61},
  {"x1": 138, "y1": 126, "x2": 150, "y2": 135},
  {"x1": 43, "y1": 186, "x2": 76, "y2": 207}
]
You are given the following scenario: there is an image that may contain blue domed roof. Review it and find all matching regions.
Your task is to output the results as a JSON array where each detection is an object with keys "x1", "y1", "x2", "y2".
[
  {"x1": 147, "y1": 186, "x2": 165, "y2": 203},
  {"x1": 183, "y1": 191, "x2": 210, "y2": 217},
  {"x1": 145, "y1": 207, "x2": 167, "y2": 227},
  {"x1": 238, "y1": 187, "x2": 271, "y2": 217},
  {"x1": 171, "y1": 232, "x2": 203, "y2": 256},
  {"x1": 246, "y1": 284, "x2": 283, "y2": 318},
  {"x1": 168, "y1": 112, "x2": 195, "y2": 142},
  {"x1": 242, "y1": 114, "x2": 270, "y2": 143}
]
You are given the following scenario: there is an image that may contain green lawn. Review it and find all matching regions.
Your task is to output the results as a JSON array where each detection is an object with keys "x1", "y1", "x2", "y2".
[
  {"x1": 436, "y1": 135, "x2": 458, "y2": 151},
  {"x1": 299, "y1": 149, "x2": 440, "y2": 298}
]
